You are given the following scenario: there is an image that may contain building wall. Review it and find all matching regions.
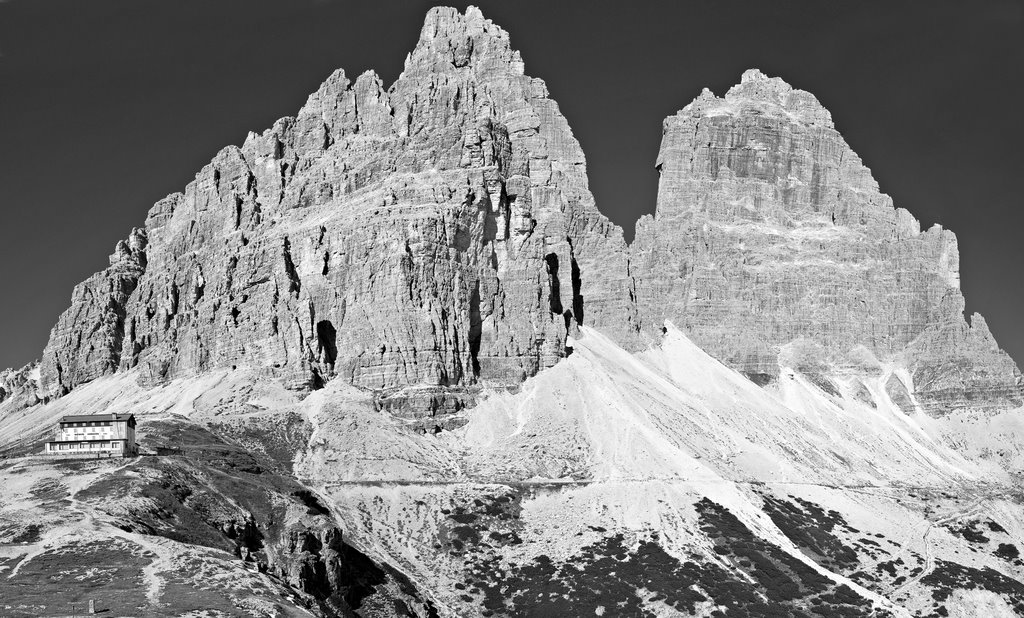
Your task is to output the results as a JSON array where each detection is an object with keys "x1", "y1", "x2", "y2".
[
  {"x1": 58, "y1": 420, "x2": 133, "y2": 442},
  {"x1": 44, "y1": 440, "x2": 128, "y2": 456},
  {"x1": 60, "y1": 421, "x2": 113, "y2": 441}
]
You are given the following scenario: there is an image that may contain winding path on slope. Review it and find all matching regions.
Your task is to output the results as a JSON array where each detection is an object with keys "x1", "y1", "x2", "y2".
[{"x1": 891, "y1": 496, "x2": 989, "y2": 596}]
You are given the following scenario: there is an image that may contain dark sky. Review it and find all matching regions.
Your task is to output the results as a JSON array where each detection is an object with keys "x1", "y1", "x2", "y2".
[{"x1": 1, "y1": 0, "x2": 1022, "y2": 371}]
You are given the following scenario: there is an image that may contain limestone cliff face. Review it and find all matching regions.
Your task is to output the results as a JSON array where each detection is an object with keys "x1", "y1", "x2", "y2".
[
  {"x1": 29, "y1": 14, "x2": 1022, "y2": 422},
  {"x1": 631, "y1": 69, "x2": 1022, "y2": 414},
  {"x1": 35, "y1": 7, "x2": 636, "y2": 428},
  {"x1": 39, "y1": 228, "x2": 147, "y2": 397}
]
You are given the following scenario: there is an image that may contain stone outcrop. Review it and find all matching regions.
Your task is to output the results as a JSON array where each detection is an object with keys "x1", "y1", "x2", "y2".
[
  {"x1": 907, "y1": 311, "x2": 1024, "y2": 413},
  {"x1": 35, "y1": 7, "x2": 635, "y2": 429},
  {"x1": 0, "y1": 364, "x2": 41, "y2": 410},
  {"x1": 276, "y1": 523, "x2": 434, "y2": 616},
  {"x1": 38, "y1": 228, "x2": 147, "y2": 397},
  {"x1": 631, "y1": 69, "x2": 1022, "y2": 414},
  {"x1": 28, "y1": 13, "x2": 1021, "y2": 421}
]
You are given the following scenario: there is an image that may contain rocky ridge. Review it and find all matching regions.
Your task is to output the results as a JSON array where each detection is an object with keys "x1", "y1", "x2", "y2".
[{"x1": 12, "y1": 11, "x2": 1024, "y2": 426}]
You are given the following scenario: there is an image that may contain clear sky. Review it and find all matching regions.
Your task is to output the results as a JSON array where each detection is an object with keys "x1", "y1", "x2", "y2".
[{"x1": 0, "y1": 0, "x2": 1022, "y2": 371}]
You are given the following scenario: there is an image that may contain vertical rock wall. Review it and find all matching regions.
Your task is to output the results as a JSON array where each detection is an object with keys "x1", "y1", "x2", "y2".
[
  {"x1": 35, "y1": 7, "x2": 636, "y2": 429},
  {"x1": 631, "y1": 69, "x2": 1022, "y2": 414},
  {"x1": 29, "y1": 13, "x2": 1023, "y2": 422}
]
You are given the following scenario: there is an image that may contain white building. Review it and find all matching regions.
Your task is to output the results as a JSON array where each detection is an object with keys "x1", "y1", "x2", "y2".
[{"x1": 44, "y1": 413, "x2": 138, "y2": 457}]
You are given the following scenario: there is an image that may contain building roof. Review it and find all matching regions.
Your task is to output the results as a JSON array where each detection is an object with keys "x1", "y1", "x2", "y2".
[{"x1": 59, "y1": 413, "x2": 136, "y2": 425}]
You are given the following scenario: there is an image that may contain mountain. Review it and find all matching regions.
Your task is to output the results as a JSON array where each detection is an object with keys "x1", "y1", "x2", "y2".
[
  {"x1": 31, "y1": 5, "x2": 637, "y2": 432},
  {"x1": 631, "y1": 68, "x2": 1022, "y2": 416},
  {"x1": 4, "y1": 6, "x2": 1024, "y2": 618}
]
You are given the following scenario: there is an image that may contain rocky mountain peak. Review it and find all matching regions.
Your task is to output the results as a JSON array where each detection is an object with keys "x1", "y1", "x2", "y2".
[
  {"x1": 635, "y1": 69, "x2": 1022, "y2": 414},
  {"x1": 30, "y1": 5, "x2": 636, "y2": 430},
  {"x1": 680, "y1": 68, "x2": 835, "y2": 130},
  {"x1": 739, "y1": 67, "x2": 769, "y2": 83},
  {"x1": 16, "y1": 17, "x2": 1021, "y2": 428},
  {"x1": 410, "y1": 6, "x2": 522, "y2": 74},
  {"x1": 6, "y1": 11, "x2": 1024, "y2": 616}
]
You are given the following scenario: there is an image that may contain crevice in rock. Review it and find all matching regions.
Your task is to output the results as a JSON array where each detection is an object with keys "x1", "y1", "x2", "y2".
[
  {"x1": 282, "y1": 237, "x2": 301, "y2": 297},
  {"x1": 316, "y1": 320, "x2": 338, "y2": 370},
  {"x1": 322, "y1": 123, "x2": 333, "y2": 149},
  {"x1": 469, "y1": 280, "x2": 482, "y2": 378},
  {"x1": 402, "y1": 240, "x2": 416, "y2": 301},
  {"x1": 225, "y1": 256, "x2": 238, "y2": 291},
  {"x1": 544, "y1": 253, "x2": 563, "y2": 317},
  {"x1": 193, "y1": 267, "x2": 205, "y2": 303},
  {"x1": 567, "y1": 238, "x2": 584, "y2": 326},
  {"x1": 310, "y1": 366, "x2": 325, "y2": 391}
]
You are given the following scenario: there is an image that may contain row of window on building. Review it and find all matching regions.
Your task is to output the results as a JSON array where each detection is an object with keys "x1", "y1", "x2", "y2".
[{"x1": 53, "y1": 442, "x2": 120, "y2": 450}]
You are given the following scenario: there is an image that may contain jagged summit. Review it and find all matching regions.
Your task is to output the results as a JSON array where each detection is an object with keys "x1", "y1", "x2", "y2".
[
  {"x1": 409, "y1": 6, "x2": 524, "y2": 74},
  {"x1": 660, "y1": 69, "x2": 900, "y2": 229},
  {"x1": 30, "y1": 5, "x2": 637, "y2": 430},
  {"x1": 681, "y1": 68, "x2": 835, "y2": 129},
  {"x1": 10, "y1": 24, "x2": 1022, "y2": 427},
  {"x1": 740, "y1": 67, "x2": 769, "y2": 82}
]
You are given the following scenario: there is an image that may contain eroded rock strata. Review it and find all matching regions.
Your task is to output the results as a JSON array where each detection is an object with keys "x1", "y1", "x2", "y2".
[
  {"x1": 6, "y1": 7, "x2": 1024, "y2": 617},
  {"x1": 631, "y1": 69, "x2": 1022, "y2": 415},
  {"x1": 39, "y1": 228, "x2": 148, "y2": 397},
  {"x1": 35, "y1": 7, "x2": 636, "y2": 429},
  {"x1": 27, "y1": 12, "x2": 1022, "y2": 427}
]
